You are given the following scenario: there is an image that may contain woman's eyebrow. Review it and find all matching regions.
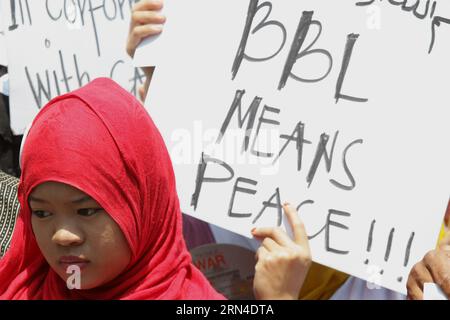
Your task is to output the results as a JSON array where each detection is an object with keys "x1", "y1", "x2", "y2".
[
  {"x1": 29, "y1": 195, "x2": 47, "y2": 203},
  {"x1": 28, "y1": 195, "x2": 94, "y2": 204},
  {"x1": 71, "y1": 195, "x2": 94, "y2": 204}
]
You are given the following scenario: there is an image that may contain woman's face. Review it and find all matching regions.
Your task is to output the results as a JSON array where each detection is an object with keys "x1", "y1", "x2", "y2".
[{"x1": 29, "y1": 181, "x2": 131, "y2": 290}]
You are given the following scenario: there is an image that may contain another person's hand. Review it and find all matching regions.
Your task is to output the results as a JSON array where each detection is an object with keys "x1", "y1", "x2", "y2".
[
  {"x1": 126, "y1": 0, "x2": 165, "y2": 58},
  {"x1": 126, "y1": 0, "x2": 166, "y2": 101},
  {"x1": 252, "y1": 203, "x2": 312, "y2": 300},
  {"x1": 406, "y1": 234, "x2": 450, "y2": 300}
]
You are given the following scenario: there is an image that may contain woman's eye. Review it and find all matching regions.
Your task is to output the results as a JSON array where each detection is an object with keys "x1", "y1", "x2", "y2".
[
  {"x1": 32, "y1": 211, "x2": 52, "y2": 219},
  {"x1": 78, "y1": 208, "x2": 101, "y2": 217}
]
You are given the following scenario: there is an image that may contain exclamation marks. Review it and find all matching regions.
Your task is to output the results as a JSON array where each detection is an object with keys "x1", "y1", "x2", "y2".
[
  {"x1": 397, "y1": 232, "x2": 415, "y2": 283},
  {"x1": 364, "y1": 219, "x2": 376, "y2": 265},
  {"x1": 363, "y1": 219, "x2": 415, "y2": 282},
  {"x1": 381, "y1": 228, "x2": 395, "y2": 275}
]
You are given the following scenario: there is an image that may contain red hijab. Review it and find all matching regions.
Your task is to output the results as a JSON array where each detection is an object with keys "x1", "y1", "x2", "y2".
[{"x1": 0, "y1": 78, "x2": 224, "y2": 300}]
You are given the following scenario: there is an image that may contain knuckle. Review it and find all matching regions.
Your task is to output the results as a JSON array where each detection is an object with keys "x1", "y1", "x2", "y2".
[
  {"x1": 262, "y1": 238, "x2": 271, "y2": 247},
  {"x1": 126, "y1": 48, "x2": 133, "y2": 57},
  {"x1": 131, "y1": 27, "x2": 141, "y2": 38},
  {"x1": 287, "y1": 248, "x2": 300, "y2": 259},
  {"x1": 298, "y1": 251, "x2": 312, "y2": 266},
  {"x1": 436, "y1": 272, "x2": 450, "y2": 289},
  {"x1": 406, "y1": 281, "x2": 413, "y2": 292},
  {"x1": 277, "y1": 250, "x2": 289, "y2": 260},
  {"x1": 409, "y1": 264, "x2": 420, "y2": 278},
  {"x1": 406, "y1": 283, "x2": 413, "y2": 292},
  {"x1": 424, "y1": 250, "x2": 436, "y2": 263},
  {"x1": 406, "y1": 272, "x2": 415, "y2": 287},
  {"x1": 302, "y1": 251, "x2": 312, "y2": 264},
  {"x1": 131, "y1": 11, "x2": 140, "y2": 22},
  {"x1": 274, "y1": 227, "x2": 283, "y2": 237},
  {"x1": 147, "y1": 25, "x2": 159, "y2": 34},
  {"x1": 153, "y1": 13, "x2": 165, "y2": 23},
  {"x1": 265, "y1": 228, "x2": 275, "y2": 238},
  {"x1": 264, "y1": 253, "x2": 275, "y2": 264},
  {"x1": 292, "y1": 222, "x2": 302, "y2": 230}
]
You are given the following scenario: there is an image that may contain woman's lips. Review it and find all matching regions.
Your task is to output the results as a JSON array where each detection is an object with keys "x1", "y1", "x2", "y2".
[{"x1": 59, "y1": 256, "x2": 90, "y2": 271}]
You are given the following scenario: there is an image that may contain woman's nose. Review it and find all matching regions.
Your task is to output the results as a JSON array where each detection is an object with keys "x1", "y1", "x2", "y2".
[{"x1": 52, "y1": 228, "x2": 84, "y2": 247}]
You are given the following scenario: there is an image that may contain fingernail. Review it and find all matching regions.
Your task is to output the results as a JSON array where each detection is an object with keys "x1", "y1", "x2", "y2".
[
  {"x1": 251, "y1": 227, "x2": 256, "y2": 233},
  {"x1": 283, "y1": 202, "x2": 290, "y2": 206}
]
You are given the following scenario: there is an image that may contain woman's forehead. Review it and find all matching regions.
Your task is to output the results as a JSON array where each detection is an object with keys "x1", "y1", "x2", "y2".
[{"x1": 29, "y1": 181, "x2": 95, "y2": 204}]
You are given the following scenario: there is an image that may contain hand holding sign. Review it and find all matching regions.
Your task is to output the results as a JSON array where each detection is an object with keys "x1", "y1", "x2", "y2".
[
  {"x1": 252, "y1": 203, "x2": 312, "y2": 300},
  {"x1": 407, "y1": 232, "x2": 450, "y2": 300},
  {"x1": 126, "y1": 0, "x2": 166, "y2": 101},
  {"x1": 126, "y1": 0, "x2": 165, "y2": 58}
]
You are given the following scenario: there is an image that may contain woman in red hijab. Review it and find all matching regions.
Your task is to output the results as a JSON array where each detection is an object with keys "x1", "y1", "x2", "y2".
[{"x1": 0, "y1": 78, "x2": 311, "y2": 299}]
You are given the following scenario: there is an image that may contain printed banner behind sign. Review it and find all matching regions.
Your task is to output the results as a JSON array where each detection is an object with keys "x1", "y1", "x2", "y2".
[{"x1": 190, "y1": 244, "x2": 255, "y2": 300}]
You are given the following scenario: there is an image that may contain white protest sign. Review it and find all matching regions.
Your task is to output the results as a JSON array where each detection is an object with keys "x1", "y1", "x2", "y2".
[
  {"x1": 0, "y1": 34, "x2": 7, "y2": 67},
  {"x1": 0, "y1": 1, "x2": 8, "y2": 66},
  {"x1": 139, "y1": 0, "x2": 450, "y2": 294},
  {"x1": 0, "y1": 39, "x2": 7, "y2": 67},
  {"x1": 1, "y1": 0, "x2": 145, "y2": 134}
]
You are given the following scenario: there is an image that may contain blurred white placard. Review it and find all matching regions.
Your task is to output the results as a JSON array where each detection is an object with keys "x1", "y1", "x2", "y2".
[{"x1": 1, "y1": 0, "x2": 146, "y2": 133}]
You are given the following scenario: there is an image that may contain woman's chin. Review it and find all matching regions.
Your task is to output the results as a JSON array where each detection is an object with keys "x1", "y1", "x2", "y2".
[{"x1": 57, "y1": 272, "x2": 99, "y2": 291}]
